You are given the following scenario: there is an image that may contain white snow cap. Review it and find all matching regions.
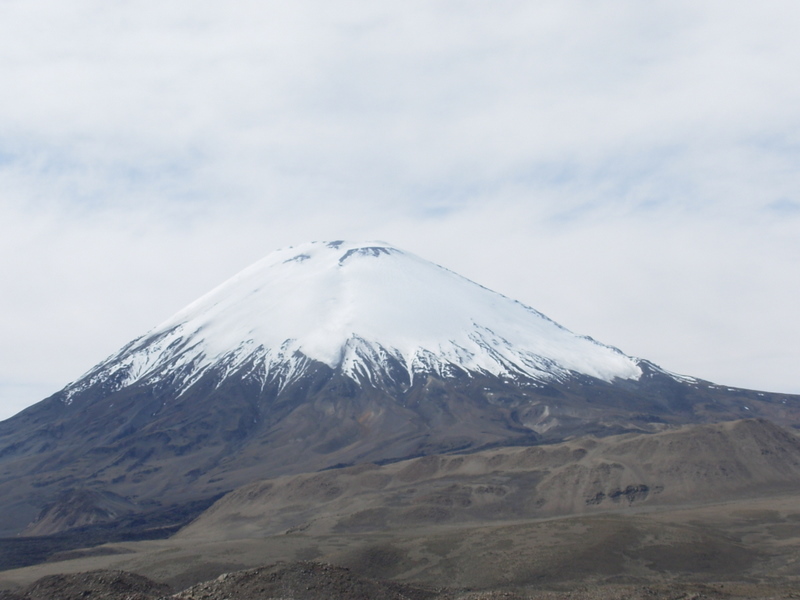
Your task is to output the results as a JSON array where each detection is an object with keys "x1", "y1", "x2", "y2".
[{"x1": 67, "y1": 241, "x2": 642, "y2": 398}]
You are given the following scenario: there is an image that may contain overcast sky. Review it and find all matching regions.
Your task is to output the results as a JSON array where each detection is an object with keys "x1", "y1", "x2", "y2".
[{"x1": 2, "y1": 1, "x2": 799, "y2": 420}]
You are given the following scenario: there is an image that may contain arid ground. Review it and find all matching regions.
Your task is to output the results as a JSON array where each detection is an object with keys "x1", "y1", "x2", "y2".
[{"x1": 2, "y1": 420, "x2": 800, "y2": 599}]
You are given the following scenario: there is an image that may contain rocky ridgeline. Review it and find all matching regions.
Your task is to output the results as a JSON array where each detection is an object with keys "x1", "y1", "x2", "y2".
[
  {"x1": 2, "y1": 562, "x2": 800, "y2": 600},
  {"x1": 0, "y1": 569, "x2": 170, "y2": 600},
  {"x1": 171, "y1": 562, "x2": 437, "y2": 600}
]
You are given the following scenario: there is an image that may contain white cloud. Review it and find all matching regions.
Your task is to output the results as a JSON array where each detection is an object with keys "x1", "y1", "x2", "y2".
[{"x1": 1, "y1": 0, "x2": 800, "y2": 419}]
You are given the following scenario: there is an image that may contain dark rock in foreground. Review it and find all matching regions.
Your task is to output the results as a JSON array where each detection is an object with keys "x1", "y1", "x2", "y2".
[
  {"x1": 20, "y1": 570, "x2": 169, "y2": 600},
  {"x1": 171, "y1": 561, "x2": 438, "y2": 600},
  {"x1": 5, "y1": 562, "x2": 800, "y2": 600}
]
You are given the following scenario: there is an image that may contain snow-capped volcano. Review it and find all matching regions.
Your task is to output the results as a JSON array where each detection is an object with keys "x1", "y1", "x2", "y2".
[
  {"x1": 66, "y1": 241, "x2": 641, "y2": 401},
  {"x1": 2, "y1": 240, "x2": 798, "y2": 540}
]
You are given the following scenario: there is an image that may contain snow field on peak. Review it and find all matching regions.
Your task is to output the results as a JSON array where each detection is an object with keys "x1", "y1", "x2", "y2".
[{"x1": 65, "y1": 241, "x2": 642, "y2": 399}]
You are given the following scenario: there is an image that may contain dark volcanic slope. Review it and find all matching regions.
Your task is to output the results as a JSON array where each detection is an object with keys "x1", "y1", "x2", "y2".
[{"x1": 1, "y1": 360, "x2": 798, "y2": 539}]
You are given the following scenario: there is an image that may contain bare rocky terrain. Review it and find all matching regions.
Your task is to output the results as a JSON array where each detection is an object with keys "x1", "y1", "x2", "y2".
[
  {"x1": 1, "y1": 569, "x2": 171, "y2": 600},
  {"x1": 5, "y1": 363, "x2": 798, "y2": 541},
  {"x1": 3, "y1": 561, "x2": 800, "y2": 600},
  {"x1": 177, "y1": 418, "x2": 800, "y2": 542},
  {"x1": 2, "y1": 420, "x2": 800, "y2": 599}
]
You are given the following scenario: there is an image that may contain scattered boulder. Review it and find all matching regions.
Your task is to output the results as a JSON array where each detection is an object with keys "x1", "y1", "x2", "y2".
[{"x1": 170, "y1": 561, "x2": 438, "y2": 600}]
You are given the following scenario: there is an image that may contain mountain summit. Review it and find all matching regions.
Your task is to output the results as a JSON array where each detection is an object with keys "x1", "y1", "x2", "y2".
[
  {"x1": 1, "y1": 241, "x2": 798, "y2": 538},
  {"x1": 66, "y1": 240, "x2": 641, "y2": 403}
]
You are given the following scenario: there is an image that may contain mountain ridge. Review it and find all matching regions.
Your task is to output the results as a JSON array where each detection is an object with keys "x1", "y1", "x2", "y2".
[{"x1": 177, "y1": 417, "x2": 800, "y2": 541}]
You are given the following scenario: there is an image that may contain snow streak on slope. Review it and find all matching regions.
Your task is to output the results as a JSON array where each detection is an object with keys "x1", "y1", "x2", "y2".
[{"x1": 63, "y1": 241, "x2": 642, "y2": 401}]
